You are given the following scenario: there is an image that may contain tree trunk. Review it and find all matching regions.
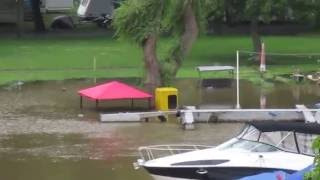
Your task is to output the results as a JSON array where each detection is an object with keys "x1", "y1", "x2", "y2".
[
  {"x1": 250, "y1": 18, "x2": 261, "y2": 61},
  {"x1": 143, "y1": 35, "x2": 161, "y2": 92},
  {"x1": 31, "y1": 0, "x2": 46, "y2": 32},
  {"x1": 16, "y1": 0, "x2": 24, "y2": 37},
  {"x1": 225, "y1": 0, "x2": 233, "y2": 26},
  {"x1": 172, "y1": 0, "x2": 199, "y2": 76},
  {"x1": 315, "y1": 10, "x2": 320, "y2": 28}
]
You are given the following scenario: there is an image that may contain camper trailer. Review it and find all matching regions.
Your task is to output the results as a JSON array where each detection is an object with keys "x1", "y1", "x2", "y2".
[
  {"x1": 41, "y1": 0, "x2": 74, "y2": 12},
  {"x1": 23, "y1": 0, "x2": 74, "y2": 21},
  {"x1": 23, "y1": 0, "x2": 73, "y2": 14},
  {"x1": 77, "y1": 0, "x2": 119, "y2": 27},
  {"x1": 0, "y1": 0, "x2": 20, "y2": 23}
]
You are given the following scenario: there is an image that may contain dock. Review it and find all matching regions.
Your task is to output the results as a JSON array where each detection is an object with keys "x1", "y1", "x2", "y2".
[
  {"x1": 296, "y1": 104, "x2": 320, "y2": 123},
  {"x1": 100, "y1": 111, "x2": 176, "y2": 122},
  {"x1": 100, "y1": 106, "x2": 320, "y2": 129}
]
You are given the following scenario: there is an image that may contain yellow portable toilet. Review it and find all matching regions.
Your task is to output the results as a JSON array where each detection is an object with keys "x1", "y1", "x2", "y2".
[{"x1": 155, "y1": 87, "x2": 178, "y2": 111}]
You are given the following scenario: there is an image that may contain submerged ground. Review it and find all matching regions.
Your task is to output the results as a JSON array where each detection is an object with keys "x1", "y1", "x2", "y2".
[
  {"x1": 0, "y1": 79, "x2": 244, "y2": 180},
  {"x1": 0, "y1": 77, "x2": 319, "y2": 180}
]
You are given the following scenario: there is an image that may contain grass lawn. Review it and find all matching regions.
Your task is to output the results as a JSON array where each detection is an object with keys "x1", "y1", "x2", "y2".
[{"x1": 0, "y1": 34, "x2": 319, "y2": 85}]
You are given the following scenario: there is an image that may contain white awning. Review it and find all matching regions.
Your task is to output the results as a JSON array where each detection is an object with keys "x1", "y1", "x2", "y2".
[{"x1": 196, "y1": 66, "x2": 234, "y2": 72}]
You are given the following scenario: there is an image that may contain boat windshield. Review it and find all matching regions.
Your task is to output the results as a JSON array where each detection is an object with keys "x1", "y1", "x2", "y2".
[
  {"x1": 235, "y1": 124, "x2": 317, "y2": 156},
  {"x1": 217, "y1": 138, "x2": 279, "y2": 153}
]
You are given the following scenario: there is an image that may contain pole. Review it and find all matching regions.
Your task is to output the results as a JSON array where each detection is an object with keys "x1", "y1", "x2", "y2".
[
  {"x1": 80, "y1": 96, "x2": 83, "y2": 109},
  {"x1": 236, "y1": 50, "x2": 240, "y2": 109},
  {"x1": 260, "y1": 43, "x2": 266, "y2": 72},
  {"x1": 93, "y1": 56, "x2": 97, "y2": 84}
]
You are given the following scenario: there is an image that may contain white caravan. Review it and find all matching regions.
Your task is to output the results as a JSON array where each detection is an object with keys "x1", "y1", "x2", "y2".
[{"x1": 41, "y1": 0, "x2": 74, "y2": 12}]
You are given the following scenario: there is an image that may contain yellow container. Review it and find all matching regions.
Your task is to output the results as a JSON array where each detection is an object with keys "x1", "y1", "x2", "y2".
[{"x1": 155, "y1": 87, "x2": 178, "y2": 111}]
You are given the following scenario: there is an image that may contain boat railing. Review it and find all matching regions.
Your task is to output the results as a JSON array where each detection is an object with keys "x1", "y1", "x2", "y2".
[{"x1": 138, "y1": 144, "x2": 213, "y2": 161}]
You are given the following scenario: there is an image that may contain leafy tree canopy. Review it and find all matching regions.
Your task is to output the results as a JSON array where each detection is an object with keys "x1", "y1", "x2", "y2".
[{"x1": 306, "y1": 137, "x2": 320, "y2": 179}]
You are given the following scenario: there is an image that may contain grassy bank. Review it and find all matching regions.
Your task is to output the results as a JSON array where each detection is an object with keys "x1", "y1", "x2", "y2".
[{"x1": 0, "y1": 35, "x2": 319, "y2": 85}]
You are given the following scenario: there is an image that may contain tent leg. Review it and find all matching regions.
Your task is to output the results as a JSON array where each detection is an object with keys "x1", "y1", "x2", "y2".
[
  {"x1": 131, "y1": 99, "x2": 134, "y2": 109},
  {"x1": 148, "y1": 98, "x2": 151, "y2": 110},
  {"x1": 96, "y1": 100, "x2": 99, "y2": 108},
  {"x1": 80, "y1": 96, "x2": 83, "y2": 109}
]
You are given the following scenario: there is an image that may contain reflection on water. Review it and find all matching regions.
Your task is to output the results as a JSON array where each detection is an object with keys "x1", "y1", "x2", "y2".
[
  {"x1": 176, "y1": 79, "x2": 319, "y2": 108},
  {"x1": 0, "y1": 123, "x2": 243, "y2": 180},
  {"x1": 0, "y1": 78, "x2": 319, "y2": 180}
]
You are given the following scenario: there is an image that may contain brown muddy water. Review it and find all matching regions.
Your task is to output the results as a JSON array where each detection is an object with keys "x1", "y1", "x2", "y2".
[{"x1": 0, "y1": 78, "x2": 319, "y2": 180}]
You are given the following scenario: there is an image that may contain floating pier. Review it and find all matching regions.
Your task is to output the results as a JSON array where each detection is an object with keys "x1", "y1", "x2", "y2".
[
  {"x1": 100, "y1": 111, "x2": 176, "y2": 122},
  {"x1": 185, "y1": 107, "x2": 320, "y2": 124},
  {"x1": 296, "y1": 105, "x2": 318, "y2": 123},
  {"x1": 100, "y1": 105, "x2": 320, "y2": 130}
]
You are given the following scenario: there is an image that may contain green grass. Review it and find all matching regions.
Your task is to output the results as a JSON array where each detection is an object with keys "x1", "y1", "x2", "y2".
[{"x1": 0, "y1": 35, "x2": 319, "y2": 85}]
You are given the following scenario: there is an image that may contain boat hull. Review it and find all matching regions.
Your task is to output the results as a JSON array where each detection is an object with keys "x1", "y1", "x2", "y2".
[
  {"x1": 145, "y1": 166, "x2": 295, "y2": 180},
  {"x1": 151, "y1": 175, "x2": 194, "y2": 180}
]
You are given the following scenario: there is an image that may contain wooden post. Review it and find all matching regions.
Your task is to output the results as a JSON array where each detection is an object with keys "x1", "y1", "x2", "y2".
[{"x1": 80, "y1": 96, "x2": 83, "y2": 109}]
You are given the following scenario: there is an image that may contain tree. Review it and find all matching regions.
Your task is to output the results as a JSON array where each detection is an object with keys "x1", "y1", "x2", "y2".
[
  {"x1": 226, "y1": 0, "x2": 319, "y2": 54},
  {"x1": 113, "y1": 0, "x2": 163, "y2": 91},
  {"x1": 161, "y1": 0, "x2": 219, "y2": 83},
  {"x1": 31, "y1": 0, "x2": 46, "y2": 32},
  {"x1": 113, "y1": 0, "x2": 218, "y2": 90},
  {"x1": 306, "y1": 137, "x2": 320, "y2": 179},
  {"x1": 244, "y1": 0, "x2": 293, "y2": 54}
]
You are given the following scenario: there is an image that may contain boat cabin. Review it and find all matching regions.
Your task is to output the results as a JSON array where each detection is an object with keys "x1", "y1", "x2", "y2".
[{"x1": 218, "y1": 121, "x2": 320, "y2": 156}]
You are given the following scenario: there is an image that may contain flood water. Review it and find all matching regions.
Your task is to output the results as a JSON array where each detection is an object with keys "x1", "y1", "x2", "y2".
[{"x1": 0, "y1": 78, "x2": 319, "y2": 180}]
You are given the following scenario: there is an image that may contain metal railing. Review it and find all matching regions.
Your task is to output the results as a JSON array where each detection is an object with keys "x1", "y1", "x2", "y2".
[{"x1": 138, "y1": 144, "x2": 213, "y2": 162}]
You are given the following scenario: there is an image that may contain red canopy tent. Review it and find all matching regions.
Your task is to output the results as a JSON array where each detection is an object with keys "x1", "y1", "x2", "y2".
[{"x1": 78, "y1": 81, "x2": 152, "y2": 109}]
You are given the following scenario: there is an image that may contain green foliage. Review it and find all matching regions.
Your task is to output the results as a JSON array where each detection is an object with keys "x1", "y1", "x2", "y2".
[
  {"x1": 113, "y1": 0, "x2": 164, "y2": 45},
  {"x1": 226, "y1": 0, "x2": 320, "y2": 24},
  {"x1": 161, "y1": 0, "x2": 185, "y2": 33},
  {"x1": 113, "y1": 0, "x2": 223, "y2": 84},
  {"x1": 161, "y1": 0, "x2": 225, "y2": 83},
  {"x1": 160, "y1": 1, "x2": 218, "y2": 83},
  {"x1": 160, "y1": 61, "x2": 176, "y2": 86},
  {"x1": 114, "y1": 0, "x2": 220, "y2": 39},
  {"x1": 289, "y1": 0, "x2": 319, "y2": 23},
  {"x1": 305, "y1": 137, "x2": 320, "y2": 180},
  {"x1": 162, "y1": 0, "x2": 222, "y2": 34},
  {"x1": 160, "y1": 41, "x2": 184, "y2": 84}
]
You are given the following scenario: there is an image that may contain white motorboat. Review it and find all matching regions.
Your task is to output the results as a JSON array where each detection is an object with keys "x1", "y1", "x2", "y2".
[{"x1": 135, "y1": 121, "x2": 320, "y2": 180}]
